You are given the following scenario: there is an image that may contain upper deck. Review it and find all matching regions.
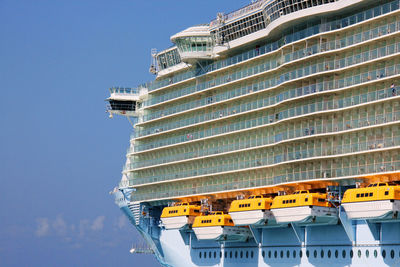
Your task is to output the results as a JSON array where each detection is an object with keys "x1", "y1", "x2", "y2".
[{"x1": 111, "y1": 0, "x2": 400, "y2": 204}]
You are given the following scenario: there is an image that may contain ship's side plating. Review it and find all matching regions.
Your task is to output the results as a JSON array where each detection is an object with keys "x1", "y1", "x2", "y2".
[{"x1": 108, "y1": 0, "x2": 400, "y2": 266}]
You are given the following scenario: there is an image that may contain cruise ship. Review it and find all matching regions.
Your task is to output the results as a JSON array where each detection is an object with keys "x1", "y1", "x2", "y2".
[{"x1": 107, "y1": 0, "x2": 400, "y2": 266}]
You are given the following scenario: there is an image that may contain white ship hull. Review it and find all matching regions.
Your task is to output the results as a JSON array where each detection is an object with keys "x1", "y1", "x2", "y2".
[
  {"x1": 193, "y1": 226, "x2": 251, "y2": 241},
  {"x1": 161, "y1": 215, "x2": 195, "y2": 230},
  {"x1": 229, "y1": 209, "x2": 274, "y2": 226},
  {"x1": 342, "y1": 200, "x2": 400, "y2": 220},
  {"x1": 271, "y1": 206, "x2": 337, "y2": 224}
]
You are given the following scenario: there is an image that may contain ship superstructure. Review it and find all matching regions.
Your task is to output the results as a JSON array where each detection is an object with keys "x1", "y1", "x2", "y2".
[{"x1": 107, "y1": 0, "x2": 400, "y2": 266}]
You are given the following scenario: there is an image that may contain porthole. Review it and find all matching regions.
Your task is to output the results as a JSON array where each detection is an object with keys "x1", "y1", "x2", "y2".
[
  {"x1": 342, "y1": 250, "x2": 346, "y2": 258},
  {"x1": 251, "y1": 251, "x2": 254, "y2": 258},
  {"x1": 204, "y1": 252, "x2": 207, "y2": 259},
  {"x1": 262, "y1": 250, "x2": 265, "y2": 258},
  {"x1": 293, "y1": 250, "x2": 296, "y2": 258},
  {"x1": 391, "y1": 250, "x2": 395, "y2": 259},
  {"x1": 314, "y1": 250, "x2": 317, "y2": 258},
  {"x1": 224, "y1": 251, "x2": 227, "y2": 258},
  {"x1": 280, "y1": 250, "x2": 284, "y2": 258},
  {"x1": 382, "y1": 249, "x2": 386, "y2": 258},
  {"x1": 321, "y1": 250, "x2": 324, "y2": 258},
  {"x1": 274, "y1": 251, "x2": 277, "y2": 258},
  {"x1": 350, "y1": 250, "x2": 354, "y2": 258},
  {"x1": 299, "y1": 250, "x2": 303, "y2": 258},
  {"x1": 306, "y1": 250, "x2": 310, "y2": 258},
  {"x1": 358, "y1": 250, "x2": 361, "y2": 258},
  {"x1": 366, "y1": 250, "x2": 369, "y2": 258},
  {"x1": 214, "y1": 251, "x2": 217, "y2": 258},
  {"x1": 287, "y1": 250, "x2": 290, "y2": 258},
  {"x1": 235, "y1": 251, "x2": 238, "y2": 258},
  {"x1": 335, "y1": 250, "x2": 338, "y2": 258},
  {"x1": 209, "y1": 251, "x2": 212, "y2": 258},
  {"x1": 374, "y1": 250, "x2": 377, "y2": 258},
  {"x1": 328, "y1": 250, "x2": 331, "y2": 258},
  {"x1": 199, "y1": 252, "x2": 202, "y2": 258},
  {"x1": 246, "y1": 251, "x2": 249, "y2": 258},
  {"x1": 268, "y1": 251, "x2": 271, "y2": 258},
  {"x1": 240, "y1": 251, "x2": 243, "y2": 258}
]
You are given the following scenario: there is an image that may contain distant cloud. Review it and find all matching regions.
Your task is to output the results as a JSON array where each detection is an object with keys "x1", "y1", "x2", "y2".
[
  {"x1": 115, "y1": 215, "x2": 127, "y2": 230},
  {"x1": 53, "y1": 215, "x2": 67, "y2": 236},
  {"x1": 91, "y1": 216, "x2": 105, "y2": 231},
  {"x1": 35, "y1": 218, "x2": 49, "y2": 237},
  {"x1": 32, "y1": 214, "x2": 131, "y2": 249}
]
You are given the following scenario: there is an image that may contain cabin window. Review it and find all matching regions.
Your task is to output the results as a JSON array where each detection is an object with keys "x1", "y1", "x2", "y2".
[
  {"x1": 229, "y1": 219, "x2": 233, "y2": 223},
  {"x1": 224, "y1": 251, "x2": 227, "y2": 258},
  {"x1": 230, "y1": 251, "x2": 232, "y2": 258},
  {"x1": 318, "y1": 198, "x2": 325, "y2": 202},
  {"x1": 256, "y1": 196, "x2": 261, "y2": 199},
  {"x1": 258, "y1": 202, "x2": 261, "y2": 206},
  {"x1": 204, "y1": 252, "x2": 207, "y2": 258},
  {"x1": 360, "y1": 193, "x2": 365, "y2": 197},
  {"x1": 283, "y1": 200, "x2": 286, "y2": 204},
  {"x1": 184, "y1": 209, "x2": 186, "y2": 212},
  {"x1": 293, "y1": 199, "x2": 296, "y2": 203},
  {"x1": 356, "y1": 194, "x2": 360, "y2": 197},
  {"x1": 335, "y1": 250, "x2": 338, "y2": 258},
  {"x1": 342, "y1": 250, "x2": 346, "y2": 258},
  {"x1": 385, "y1": 191, "x2": 389, "y2": 195},
  {"x1": 240, "y1": 251, "x2": 243, "y2": 258},
  {"x1": 194, "y1": 209, "x2": 199, "y2": 213},
  {"x1": 235, "y1": 251, "x2": 238, "y2": 258},
  {"x1": 382, "y1": 249, "x2": 386, "y2": 258},
  {"x1": 369, "y1": 193, "x2": 373, "y2": 197},
  {"x1": 218, "y1": 219, "x2": 221, "y2": 222},
  {"x1": 246, "y1": 251, "x2": 249, "y2": 258},
  {"x1": 365, "y1": 250, "x2": 369, "y2": 258},
  {"x1": 305, "y1": 198, "x2": 308, "y2": 202}
]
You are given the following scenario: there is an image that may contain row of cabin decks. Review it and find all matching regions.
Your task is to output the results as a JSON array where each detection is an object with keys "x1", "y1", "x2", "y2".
[
  {"x1": 128, "y1": 150, "x2": 400, "y2": 202},
  {"x1": 130, "y1": 100, "x2": 400, "y2": 170},
  {"x1": 129, "y1": 123, "x2": 400, "y2": 184},
  {"x1": 136, "y1": 45, "x2": 400, "y2": 141},
  {"x1": 135, "y1": 76, "x2": 400, "y2": 154}
]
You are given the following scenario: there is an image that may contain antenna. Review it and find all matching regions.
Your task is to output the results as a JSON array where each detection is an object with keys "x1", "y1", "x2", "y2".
[{"x1": 149, "y1": 48, "x2": 158, "y2": 74}]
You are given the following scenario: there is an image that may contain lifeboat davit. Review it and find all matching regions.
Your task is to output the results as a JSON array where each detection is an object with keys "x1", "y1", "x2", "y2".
[
  {"x1": 160, "y1": 202, "x2": 201, "y2": 230},
  {"x1": 270, "y1": 190, "x2": 337, "y2": 225},
  {"x1": 192, "y1": 211, "x2": 251, "y2": 241},
  {"x1": 341, "y1": 183, "x2": 400, "y2": 220},
  {"x1": 229, "y1": 195, "x2": 274, "y2": 226}
]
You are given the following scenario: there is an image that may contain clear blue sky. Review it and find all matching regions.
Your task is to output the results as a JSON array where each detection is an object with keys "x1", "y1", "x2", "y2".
[{"x1": 0, "y1": 1, "x2": 250, "y2": 266}]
